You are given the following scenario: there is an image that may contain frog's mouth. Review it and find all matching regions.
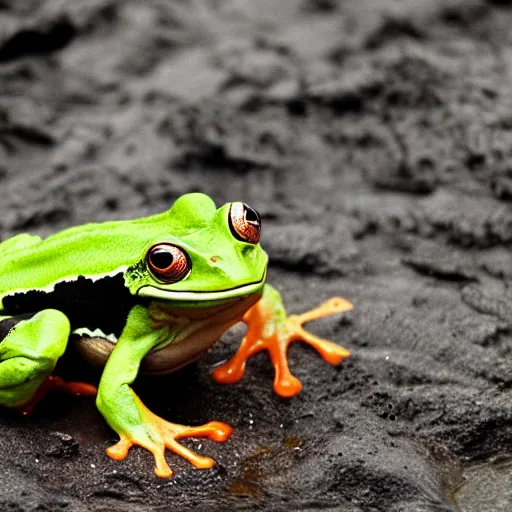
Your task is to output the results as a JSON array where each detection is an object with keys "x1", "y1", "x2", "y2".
[{"x1": 137, "y1": 270, "x2": 266, "y2": 304}]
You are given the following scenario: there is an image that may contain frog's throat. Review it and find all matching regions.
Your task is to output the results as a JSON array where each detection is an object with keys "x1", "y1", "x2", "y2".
[
  {"x1": 137, "y1": 275, "x2": 266, "y2": 303},
  {"x1": 141, "y1": 291, "x2": 262, "y2": 375}
]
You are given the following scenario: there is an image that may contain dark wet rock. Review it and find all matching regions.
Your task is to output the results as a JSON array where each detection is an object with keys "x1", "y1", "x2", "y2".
[
  {"x1": 478, "y1": 247, "x2": 512, "y2": 279},
  {"x1": 160, "y1": 101, "x2": 300, "y2": 171},
  {"x1": 301, "y1": 0, "x2": 339, "y2": 13},
  {"x1": 264, "y1": 222, "x2": 359, "y2": 275},
  {"x1": 0, "y1": 96, "x2": 55, "y2": 148},
  {"x1": 441, "y1": 2, "x2": 491, "y2": 26},
  {"x1": 213, "y1": 39, "x2": 296, "y2": 90},
  {"x1": 364, "y1": 16, "x2": 426, "y2": 50},
  {"x1": 492, "y1": 176, "x2": 512, "y2": 200},
  {"x1": 401, "y1": 239, "x2": 479, "y2": 282},
  {"x1": 0, "y1": 15, "x2": 76, "y2": 63},
  {"x1": 1, "y1": 0, "x2": 512, "y2": 511},
  {"x1": 419, "y1": 190, "x2": 512, "y2": 247},
  {"x1": 305, "y1": 59, "x2": 383, "y2": 109},
  {"x1": 46, "y1": 431, "x2": 80, "y2": 458},
  {"x1": 461, "y1": 285, "x2": 512, "y2": 325}
]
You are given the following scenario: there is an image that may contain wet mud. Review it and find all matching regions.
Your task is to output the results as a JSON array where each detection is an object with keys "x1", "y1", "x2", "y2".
[{"x1": 1, "y1": 0, "x2": 512, "y2": 510}]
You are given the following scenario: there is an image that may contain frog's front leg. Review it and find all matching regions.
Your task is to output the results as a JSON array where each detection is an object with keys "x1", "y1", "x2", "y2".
[
  {"x1": 97, "y1": 305, "x2": 232, "y2": 478},
  {"x1": 0, "y1": 309, "x2": 96, "y2": 409},
  {"x1": 212, "y1": 284, "x2": 352, "y2": 397}
]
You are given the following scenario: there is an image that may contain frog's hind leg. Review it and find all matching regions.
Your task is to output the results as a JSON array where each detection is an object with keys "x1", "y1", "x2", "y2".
[{"x1": 0, "y1": 309, "x2": 75, "y2": 408}]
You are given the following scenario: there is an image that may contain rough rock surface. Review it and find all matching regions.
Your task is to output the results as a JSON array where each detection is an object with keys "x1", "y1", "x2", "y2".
[{"x1": 0, "y1": 0, "x2": 511, "y2": 510}]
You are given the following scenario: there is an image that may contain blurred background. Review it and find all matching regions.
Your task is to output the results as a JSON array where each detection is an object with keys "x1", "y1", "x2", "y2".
[{"x1": 1, "y1": 1, "x2": 512, "y2": 511}]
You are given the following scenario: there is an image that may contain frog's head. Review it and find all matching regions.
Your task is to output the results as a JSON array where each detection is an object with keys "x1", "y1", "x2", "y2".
[{"x1": 126, "y1": 193, "x2": 268, "y2": 306}]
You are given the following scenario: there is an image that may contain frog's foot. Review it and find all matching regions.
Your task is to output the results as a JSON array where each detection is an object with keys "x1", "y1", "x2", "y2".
[
  {"x1": 18, "y1": 376, "x2": 98, "y2": 415},
  {"x1": 106, "y1": 398, "x2": 233, "y2": 478},
  {"x1": 212, "y1": 296, "x2": 352, "y2": 397}
]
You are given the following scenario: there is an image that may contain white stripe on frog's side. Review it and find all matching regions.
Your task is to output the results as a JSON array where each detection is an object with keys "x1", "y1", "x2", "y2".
[{"x1": 72, "y1": 327, "x2": 118, "y2": 344}]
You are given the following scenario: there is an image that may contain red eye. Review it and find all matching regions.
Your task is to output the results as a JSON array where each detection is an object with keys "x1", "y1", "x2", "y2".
[
  {"x1": 229, "y1": 202, "x2": 261, "y2": 244},
  {"x1": 147, "y1": 244, "x2": 190, "y2": 282}
]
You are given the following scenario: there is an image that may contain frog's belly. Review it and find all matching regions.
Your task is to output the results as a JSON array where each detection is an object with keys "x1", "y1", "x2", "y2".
[{"x1": 72, "y1": 292, "x2": 261, "y2": 375}]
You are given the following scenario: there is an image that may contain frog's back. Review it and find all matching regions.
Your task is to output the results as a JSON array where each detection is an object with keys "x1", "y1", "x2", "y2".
[
  {"x1": 0, "y1": 234, "x2": 42, "y2": 257},
  {"x1": 0, "y1": 211, "x2": 185, "y2": 296},
  {"x1": 0, "y1": 221, "x2": 158, "y2": 335},
  {"x1": 0, "y1": 194, "x2": 218, "y2": 296}
]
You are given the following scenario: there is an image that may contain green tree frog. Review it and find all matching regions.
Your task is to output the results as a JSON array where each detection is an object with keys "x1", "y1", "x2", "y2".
[{"x1": 0, "y1": 193, "x2": 352, "y2": 477}]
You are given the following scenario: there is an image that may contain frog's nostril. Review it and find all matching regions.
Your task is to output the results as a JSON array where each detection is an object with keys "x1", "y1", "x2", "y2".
[{"x1": 210, "y1": 256, "x2": 220, "y2": 264}]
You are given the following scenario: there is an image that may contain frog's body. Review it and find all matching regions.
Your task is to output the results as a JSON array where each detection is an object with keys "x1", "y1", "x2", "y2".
[{"x1": 0, "y1": 193, "x2": 352, "y2": 477}]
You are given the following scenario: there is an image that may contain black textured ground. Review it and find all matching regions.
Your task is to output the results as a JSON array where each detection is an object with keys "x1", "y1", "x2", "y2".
[{"x1": 1, "y1": 1, "x2": 512, "y2": 511}]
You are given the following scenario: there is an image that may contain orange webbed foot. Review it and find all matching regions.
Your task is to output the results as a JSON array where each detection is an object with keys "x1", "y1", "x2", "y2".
[
  {"x1": 106, "y1": 398, "x2": 233, "y2": 478},
  {"x1": 212, "y1": 290, "x2": 352, "y2": 397}
]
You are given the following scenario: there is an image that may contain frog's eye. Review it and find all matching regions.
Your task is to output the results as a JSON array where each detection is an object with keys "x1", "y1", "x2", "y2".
[
  {"x1": 229, "y1": 202, "x2": 261, "y2": 244},
  {"x1": 147, "y1": 244, "x2": 190, "y2": 282}
]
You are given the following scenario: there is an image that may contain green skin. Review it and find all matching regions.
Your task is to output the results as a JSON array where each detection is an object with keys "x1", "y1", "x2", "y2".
[{"x1": 0, "y1": 193, "x2": 274, "y2": 454}]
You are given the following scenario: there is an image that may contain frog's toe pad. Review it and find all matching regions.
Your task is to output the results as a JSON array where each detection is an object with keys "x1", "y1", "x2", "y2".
[
  {"x1": 212, "y1": 362, "x2": 246, "y2": 384},
  {"x1": 106, "y1": 417, "x2": 233, "y2": 478},
  {"x1": 274, "y1": 374, "x2": 302, "y2": 397},
  {"x1": 106, "y1": 437, "x2": 131, "y2": 460},
  {"x1": 202, "y1": 421, "x2": 233, "y2": 442}
]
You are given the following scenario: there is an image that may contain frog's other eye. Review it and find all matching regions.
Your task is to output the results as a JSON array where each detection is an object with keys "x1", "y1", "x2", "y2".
[
  {"x1": 147, "y1": 243, "x2": 190, "y2": 282},
  {"x1": 229, "y1": 202, "x2": 261, "y2": 244}
]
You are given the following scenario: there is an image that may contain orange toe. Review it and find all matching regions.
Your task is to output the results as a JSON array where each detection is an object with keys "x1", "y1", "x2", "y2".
[
  {"x1": 213, "y1": 294, "x2": 352, "y2": 398},
  {"x1": 106, "y1": 397, "x2": 233, "y2": 478}
]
